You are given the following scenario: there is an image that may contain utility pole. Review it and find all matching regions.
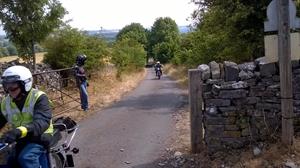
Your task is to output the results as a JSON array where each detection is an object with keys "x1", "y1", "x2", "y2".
[{"x1": 278, "y1": 0, "x2": 293, "y2": 145}]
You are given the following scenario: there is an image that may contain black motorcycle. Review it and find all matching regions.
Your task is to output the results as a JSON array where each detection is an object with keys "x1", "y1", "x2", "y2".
[{"x1": 156, "y1": 67, "x2": 162, "y2": 80}]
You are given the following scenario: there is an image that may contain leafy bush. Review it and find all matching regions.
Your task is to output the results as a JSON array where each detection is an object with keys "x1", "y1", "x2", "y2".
[
  {"x1": 111, "y1": 38, "x2": 146, "y2": 77},
  {"x1": 43, "y1": 26, "x2": 108, "y2": 70}
]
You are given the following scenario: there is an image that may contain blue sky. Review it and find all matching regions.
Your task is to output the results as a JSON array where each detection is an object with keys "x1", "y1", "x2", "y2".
[{"x1": 0, "y1": 0, "x2": 197, "y2": 35}]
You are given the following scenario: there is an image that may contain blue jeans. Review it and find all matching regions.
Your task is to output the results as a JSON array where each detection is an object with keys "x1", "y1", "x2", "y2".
[
  {"x1": 2, "y1": 143, "x2": 49, "y2": 168},
  {"x1": 19, "y1": 143, "x2": 48, "y2": 168},
  {"x1": 80, "y1": 81, "x2": 88, "y2": 110}
]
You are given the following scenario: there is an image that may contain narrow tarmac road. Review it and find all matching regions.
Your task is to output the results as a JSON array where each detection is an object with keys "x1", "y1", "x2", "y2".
[{"x1": 73, "y1": 68, "x2": 186, "y2": 168}]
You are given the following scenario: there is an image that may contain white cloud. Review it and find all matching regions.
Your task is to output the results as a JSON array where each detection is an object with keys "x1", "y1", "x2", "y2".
[{"x1": 60, "y1": 0, "x2": 197, "y2": 30}]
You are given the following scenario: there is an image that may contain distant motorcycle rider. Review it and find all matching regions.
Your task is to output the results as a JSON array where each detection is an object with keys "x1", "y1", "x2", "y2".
[
  {"x1": 154, "y1": 61, "x2": 163, "y2": 76},
  {"x1": 0, "y1": 65, "x2": 53, "y2": 168}
]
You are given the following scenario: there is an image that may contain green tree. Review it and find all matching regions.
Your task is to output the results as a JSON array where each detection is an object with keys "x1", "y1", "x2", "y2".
[
  {"x1": 43, "y1": 26, "x2": 108, "y2": 70},
  {"x1": 0, "y1": 0, "x2": 66, "y2": 70},
  {"x1": 148, "y1": 17, "x2": 180, "y2": 63},
  {"x1": 116, "y1": 23, "x2": 148, "y2": 46},
  {"x1": 0, "y1": 47, "x2": 9, "y2": 57},
  {"x1": 7, "y1": 44, "x2": 18, "y2": 56},
  {"x1": 186, "y1": 0, "x2": 272, "y2": 65},
  {"x1": 112, "y1": 38, "x2": 146, "y2": 77}
]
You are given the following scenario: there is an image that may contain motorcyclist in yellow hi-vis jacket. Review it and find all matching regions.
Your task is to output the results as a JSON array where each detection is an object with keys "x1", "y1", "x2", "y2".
[{"x1": 0, "y1": 65, "x2": 53, "y2": 168}]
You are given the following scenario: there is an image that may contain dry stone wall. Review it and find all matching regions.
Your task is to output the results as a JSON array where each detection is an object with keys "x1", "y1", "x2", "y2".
[
  {"x1": 199, "y1": 57, "x2": 300, "y2": 152},
  {"x1": 0, "y1": 60, "x2": 62, "y2": 100}
]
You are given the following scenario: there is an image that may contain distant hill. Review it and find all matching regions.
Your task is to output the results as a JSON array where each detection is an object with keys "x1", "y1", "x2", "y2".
[
  {"x1": 0, "y1": 26, "x2": 191, "y2": 42},
  {"x1": 86, "y1": 29, "x2": 119, "y2": 42},
  {"x1": 179, "y1": 26, "x2": 190, "y2": 33},
  {"x1": 87, "y1": 25, "x2": 191, "y2": 42}
]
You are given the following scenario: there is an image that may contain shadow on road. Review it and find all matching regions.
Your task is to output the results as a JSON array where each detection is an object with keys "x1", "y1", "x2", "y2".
[{"x1": 110, "y1": 93, "x2": 188, "y2": 112}]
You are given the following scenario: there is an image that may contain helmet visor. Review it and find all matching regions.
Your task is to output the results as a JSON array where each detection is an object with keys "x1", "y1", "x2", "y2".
[
  {"x1": 1, "y1": 75, "x2": 20, "y2": 84},
  {"x1": 3, "y1": 82, "x2": 20, "y2": 92}
]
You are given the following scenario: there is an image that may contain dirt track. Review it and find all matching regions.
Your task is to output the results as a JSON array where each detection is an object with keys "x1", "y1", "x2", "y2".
[{"x1": 73, "y1": 68, "x2": 186, "y2": 168}]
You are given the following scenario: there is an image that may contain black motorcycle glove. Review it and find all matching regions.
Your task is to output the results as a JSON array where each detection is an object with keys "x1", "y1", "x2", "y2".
[{"x1": 2, "y1": 129, "x2": 21, "y2": 144}]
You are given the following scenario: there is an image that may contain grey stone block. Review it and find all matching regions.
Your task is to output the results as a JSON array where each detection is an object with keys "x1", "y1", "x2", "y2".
[
  {"x1": 220, "y1": 81, "x2": 248, "y2": 90},
  {"x1": 202, "y1": 84, "x2": 212, "y2": 92},
  {"x1": 294, "y1": 94, "x2": 300, "y2": 100},
  {"x1": 206, "y1": 79, "x2": 224, "y2": 85},
  {"x1": 205, "y1": 116, "x2": 226, "y2": 125},
  {"x1": 267, "y1": 84, "x2": 280, "y2": 90},
  {"x1": 206, "y1": 125, "x2": 224, "y2": 136},
  {"x1": 254, "y1": 56, "x2": 267, "y2": 65},
  {"x1": 238, "y1": 62, "x2": 256, "y2": 72},
  {"x1": 219, "y1": 89, "x2": 247, "y2": 99},
  {"x1": 264, "y1": 98, "x2": 281, "y2": 103},
  {"x1": 259, "y1": 62, "x2": 277, "y2": 77},
  {"x1": 249, "y1": 86, "x2": 266, "y2": 97},
  {"x1": 212, "y1": 84, "x2": 221, "y2": 95},
  {"x1": 231, "y1": 98, "x2": 247, "y2": 106},
  {"x1": 263, "y1": 90, "x2": 277, "y2": 97},
  {"x1": 206, "y1": 106, "x2": 218, "y2": 116},
  {"x1": 293, "y1": 76, "x2": 300, "y2": 84},
  {"x1": 272, "y1": 75, "x2": 280, "y2": 82},
  {"x1": 246, "y1": 97, "x2": 260, "y2": 105},
  {"x1": 198, "y1": 64, "x2": 211, "y2": 80},
  {"x1": 239, "y1": 70, "x2": 254, "y2": 80},
  {"x1": 256, "y1": 103, "x2": 281, "y2": 110},
  {"x1": 244, "y1": 78, "x2": 257, "y2": 86},
  {"x1": 293, "y1": 68, "x2": 300, "y2": 75},
  {"x1": 221, "y1": 137, "x2": 248, "y2": 149},
  {"x1": 261, "y1": 77, "x2": 275, "y2": 86},
  {"x1": 224, "y1": 61, "x2": 239, "y2": 81},
  {"x1": 209, "y1": 61, "x2": 221, "y2": 79},
  {"x1": 218, "y1": 106, "x2": 237, "y2": 112},
  {"x1": 206, "y1": 99, "x2": 231, "y2": 107},
  {"x1": 224, "y1": 125, "x2": 239, "y2": 131},
  {"x1": 203, "y1": 92, "x2": 213, "y2": 99}
]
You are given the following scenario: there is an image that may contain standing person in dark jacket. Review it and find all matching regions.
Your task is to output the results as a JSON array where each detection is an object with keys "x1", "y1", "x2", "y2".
[
  {"x1": 75, "y1": 54, "x2": 89, "y2": 111},
  {"x1": 0, "y1": 65, "x2": 53, "y2": 168}
]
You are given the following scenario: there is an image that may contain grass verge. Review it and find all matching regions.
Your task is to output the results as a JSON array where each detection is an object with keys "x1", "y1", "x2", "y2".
[
  {"x1": 59, "y1": 68, "x2": 147, "y2": 122},
  {"x1": 164, "y1": 64, "x2": 188, "y2": 89},
  {"x1": 0, "y1": 52, "x2": 45, "y2": 63}
]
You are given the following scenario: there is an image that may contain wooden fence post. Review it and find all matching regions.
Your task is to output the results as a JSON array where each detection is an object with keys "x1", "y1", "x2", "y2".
[
  {"x1": 189, "y1": 69, "x2": 203, "y2": 153},
  {"x1": 278, "y1": 0, "x2": 293, "y2": 145}
]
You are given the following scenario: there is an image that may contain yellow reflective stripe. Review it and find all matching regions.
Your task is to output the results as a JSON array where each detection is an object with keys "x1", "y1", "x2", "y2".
[
  {"x1": 34, "y1": 90, "x2": 45, "y2": 101},
  {"x1": 17, "y1": 126, "x2": 28, "y2": 138},
  {"x1": 10, "y1": 99, "x2": 17, "y2": 109},
  {"x1": 49, "y1": 100, "x2": 54, "y2": 108},
  {"x1": 1, "y1": 98, "x2": 5, "y2": 115},
  {"x1": 44, "y1": 122, "x2": 54, "y2": 135},
  {"x1": 24, "y1": 89, "x2": 34, "y2": 108}
]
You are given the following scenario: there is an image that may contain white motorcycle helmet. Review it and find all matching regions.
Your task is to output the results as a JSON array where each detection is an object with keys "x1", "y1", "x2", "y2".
[{"x1": 1, "y1": 65, "x2": 33, "y2": 92}]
